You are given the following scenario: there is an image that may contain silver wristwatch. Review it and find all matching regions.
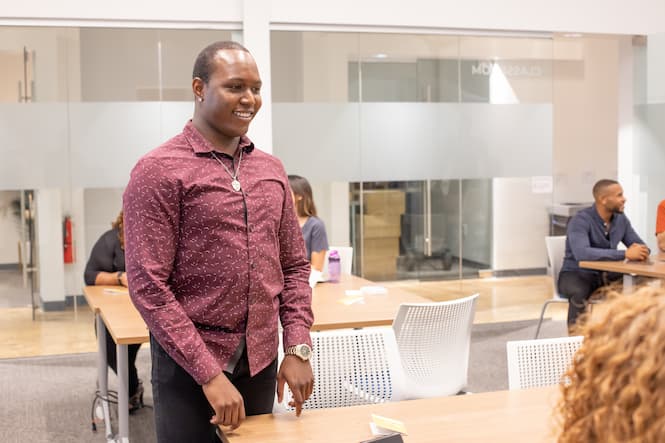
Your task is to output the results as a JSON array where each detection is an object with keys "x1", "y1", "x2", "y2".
[{"x1": 285, "y1": 344, "x2": 312, "y2": 361}]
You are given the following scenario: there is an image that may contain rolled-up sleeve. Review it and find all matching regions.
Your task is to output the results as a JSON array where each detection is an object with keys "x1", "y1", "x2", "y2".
[{"x1": 123, "y1": 157, "x2": 222, "y2": 385}]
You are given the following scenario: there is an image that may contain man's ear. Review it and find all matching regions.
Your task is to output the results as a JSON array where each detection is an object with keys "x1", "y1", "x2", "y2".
[{"x1": 192, "y1": 77, "x2": 204, "y2": 100}]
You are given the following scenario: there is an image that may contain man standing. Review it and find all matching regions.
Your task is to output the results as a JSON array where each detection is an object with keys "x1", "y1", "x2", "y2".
[
  {"x1": 123, "y1": 41, "x2": 314, "y2": 442},
  {"x1": 558, "y1": 179, "x2": 650, "y2": 327}
]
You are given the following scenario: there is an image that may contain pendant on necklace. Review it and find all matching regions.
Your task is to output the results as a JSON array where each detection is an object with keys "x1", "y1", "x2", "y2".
[{"x1": 232, "y1": 179, "x2": 241, "y2": 192}]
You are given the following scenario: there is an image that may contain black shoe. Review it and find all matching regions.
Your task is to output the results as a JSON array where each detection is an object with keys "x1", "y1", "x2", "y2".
[{"x1": 129, "y1": 381, "x2": 144, "y2": 414}]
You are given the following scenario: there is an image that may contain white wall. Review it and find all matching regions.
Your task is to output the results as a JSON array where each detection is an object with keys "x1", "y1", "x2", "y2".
[
  {"x1": 34, "y1": 188, "x2": 65, "y2": 304},
  {"x1": 310, "y1": 182, "x2": 350, "y2": 249},
  {"x1": 492, "y1": 178, "x2": 551, "y2": 270},
  {"x1": 3, "y1": 0, "x2": 664, "y2": 35},
  {"x1": 270, "y1": 1, "x2": 665, "y2": 36},
  {"x1": 552, "y1": 36, "x2": 623, "y2": 204},
  {"x1": 83, "y1": 188, "x2": 125, "y2": 261}
]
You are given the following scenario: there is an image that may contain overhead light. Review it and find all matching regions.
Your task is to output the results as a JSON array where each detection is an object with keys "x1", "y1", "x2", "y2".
[
  {"x1": 373, "y1": 53, "x2": 388, "y2": 59},
  {"x1": 562, "y1": 33, "x2": 582, "y2": 38}
]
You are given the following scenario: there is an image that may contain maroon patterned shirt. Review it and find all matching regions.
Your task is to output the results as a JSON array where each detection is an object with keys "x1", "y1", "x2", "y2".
[{"x1": 123, "y1": 121, "x2": 313, "y2": 384}]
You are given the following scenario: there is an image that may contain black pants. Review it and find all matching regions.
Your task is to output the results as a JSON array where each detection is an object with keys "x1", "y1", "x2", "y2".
[
  {"x1": 558, "y1": 270, "x2": 622, "y2": 327},
  {"x1": 98, "y1": 324, "x2": 141, "y2": 397},
  {"x1": 150, "y1": 335, "x2": 277, "y2": 443}
]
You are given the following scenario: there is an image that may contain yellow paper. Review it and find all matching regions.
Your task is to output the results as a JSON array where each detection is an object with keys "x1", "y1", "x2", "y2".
[
  {"x1": 338, "y1": 296, "x2": 364, "y2": 305},
  {"x1": 371, "y1": 414, "x2": 408, "y2": 435}
]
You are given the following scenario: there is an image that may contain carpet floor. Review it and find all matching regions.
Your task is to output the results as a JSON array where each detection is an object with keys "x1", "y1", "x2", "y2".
[{"x1": 0, "y1": 318, "x2": 567, "y2": 442}]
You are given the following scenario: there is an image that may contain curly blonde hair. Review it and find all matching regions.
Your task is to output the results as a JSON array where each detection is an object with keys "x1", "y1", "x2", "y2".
[{"x1": 557, "y1": 286, "x2": 665, "y2": 442}]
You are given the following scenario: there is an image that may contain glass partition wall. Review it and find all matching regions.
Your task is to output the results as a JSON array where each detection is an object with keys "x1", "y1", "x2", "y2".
[
  {"x1": 0, "y1": 26, "x2": 558, "y2": 314},
  {"x1": 272, "y1": 31, "x2": 554, "y2": 281},
  {"x1": 0, "y1": 26, "x2": 238, "y2": 310}
]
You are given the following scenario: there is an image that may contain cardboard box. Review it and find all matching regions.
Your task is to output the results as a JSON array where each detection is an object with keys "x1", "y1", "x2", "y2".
[
  {"x1": 363, "y1": 215, "x2": 401, "y2": 238},
  {"x1": 363, "y1": 190, "x2": 406, "y2": 215}
]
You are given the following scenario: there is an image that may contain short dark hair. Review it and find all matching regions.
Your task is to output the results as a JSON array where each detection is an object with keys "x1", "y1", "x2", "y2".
[
  {"x1": 592, "y1": 179, "x2": 619, "y2": 200},
  {"x1": 192, "y1": 41, "x2": 250, "y2": 84},
  {"x1": 288, "y1": 175, "x2": 317, "y2": 217}
]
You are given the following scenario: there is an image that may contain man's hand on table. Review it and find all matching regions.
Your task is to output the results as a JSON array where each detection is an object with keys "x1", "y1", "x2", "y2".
[
  {"x1": 276, "y1": 355, "x2": 314, "y2": 416},
  {"x1": 625, "y1": 243, "x2": 650, "y2": 261}
]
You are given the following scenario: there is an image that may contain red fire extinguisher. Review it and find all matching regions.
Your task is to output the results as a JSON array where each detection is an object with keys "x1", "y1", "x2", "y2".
[{"x1": 63, "y1": 216, "x2": 74, "y2": 264}]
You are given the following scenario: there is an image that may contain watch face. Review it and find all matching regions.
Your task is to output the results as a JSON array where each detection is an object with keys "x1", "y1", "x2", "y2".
[{"x1": 297, "y1": 344, "x2": 311, "y2": 360}]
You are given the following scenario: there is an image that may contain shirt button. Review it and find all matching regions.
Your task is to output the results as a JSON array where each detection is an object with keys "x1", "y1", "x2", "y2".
[
  {"x1": 251, "y1": 262, "x2": 256, "y2": 270},
  {"x1": 248, "y1": 225, "x2": 252, "y2": 232}
]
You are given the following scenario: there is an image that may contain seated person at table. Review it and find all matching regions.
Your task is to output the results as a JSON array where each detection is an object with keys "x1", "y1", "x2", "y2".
[
  {"x1": 558, "y1": 179, "x2": 649, "y2": 328},
  {"x1": 288, "y1": 174, "x2": 329, "y2": 287},
  {"x1": 656, "y1": 199, "x2": 665, "y2": 252},
  {"x1": 557, "y1": 286, "x2": 665, "y2": 443},
  {"x1": 84, "y1": 211, "x2": 143, "y2": 412}
]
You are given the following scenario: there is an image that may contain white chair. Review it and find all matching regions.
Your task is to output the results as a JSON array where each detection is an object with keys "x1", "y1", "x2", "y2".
[
  {"x1": 506, "y1": 335, "x2": 583, "y2": 390},
  {"x1": 534, "y1": 236, "x2": 569, "y2": 339},
  {"x1": 274, "y1": 326, "x2": 405, "y2": 411},
  {"x1": 392, "y1": 293, "x2": 479, "y2": 398},
  {"x1": 321, "y1": 246, "x2": 354, "y2": 278}
]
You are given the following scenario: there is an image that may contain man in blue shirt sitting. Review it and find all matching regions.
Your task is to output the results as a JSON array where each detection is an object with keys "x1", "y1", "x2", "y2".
[{"x1": 558, "y1": 179, "x2": 650, "y2": 327}]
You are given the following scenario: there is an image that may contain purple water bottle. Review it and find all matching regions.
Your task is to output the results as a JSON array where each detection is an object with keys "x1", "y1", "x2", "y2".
[{"x1": 328, "y1": 249, "x2": 341, "y2": 283}]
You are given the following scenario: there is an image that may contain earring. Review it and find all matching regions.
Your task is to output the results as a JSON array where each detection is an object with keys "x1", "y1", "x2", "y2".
[{"x1": 197, "y1": 97, "x2": 203, "y2": 102}]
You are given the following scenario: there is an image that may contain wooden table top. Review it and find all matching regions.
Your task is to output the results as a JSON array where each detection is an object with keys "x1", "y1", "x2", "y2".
[
  {"x1": 83, "y1": 286, "x2": 148, "y2": 344},
  {"x1": 311, "y1": 274, "x2": 430, "y2": 330},
  {"x1": 98, "y1": 302, "x2": 150, "y2": 345},
  {"x1": 579, "y1": 254, "x2": 665, "y2": 279},
  {"x1": 83, "y1": 285, "x2": 131, "y2": 313},
  {"x1": 224, "y1": 386, "x2": 559, "y2": 443},
  {"x1": 84, "y1": 275, "x2": 429, "y2": 335}
]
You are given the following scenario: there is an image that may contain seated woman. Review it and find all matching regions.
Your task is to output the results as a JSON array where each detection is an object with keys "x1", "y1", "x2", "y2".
[
  {"x1": 288, "y1": 175, "x2": 329, "y2": 287},
  {"x1": 557, "y1": 286, "x2": 665, "y2": 442},
  {"x1": 84, "y1": 211, "x2": 143, "y2": 412}
]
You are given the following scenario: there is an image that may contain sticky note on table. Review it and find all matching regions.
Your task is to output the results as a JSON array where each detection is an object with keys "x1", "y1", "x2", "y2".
[
  {"x1": 361, "y1": 286, "x2": 388, "y2": 295},
  {"x1": 371, "y1": 414, "x2": 408, "y2": 435},
  {"x1": 339, "y1": 296, "x2": 364, "y2": 305}
]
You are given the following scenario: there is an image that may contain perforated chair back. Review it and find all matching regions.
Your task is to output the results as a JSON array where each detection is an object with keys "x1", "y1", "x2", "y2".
[
  {"x1": 392, "y1": 293, "x2": 478, "y2": 398},
  {"x1": 506, "y1": 335, "x2": 583, "y2": 390},
  {"x1": 274, "y1": 327, "x2": 404, "y2": 412}
]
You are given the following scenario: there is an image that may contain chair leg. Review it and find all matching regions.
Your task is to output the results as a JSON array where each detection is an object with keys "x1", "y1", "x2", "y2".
[
  {"x1": 534, "y1": 299, "x2": 570, "y2": 338},
  {"x1": 534, "y1": 300, "x2": 555, "y2": 339}
]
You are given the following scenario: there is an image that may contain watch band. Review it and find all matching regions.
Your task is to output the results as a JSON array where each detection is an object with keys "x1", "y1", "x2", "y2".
[
  {"x1": 116, "y1": 271, "x2": 124, "y2": 286},
  {"x1": 285, "y1": 344, "x2": 312, "y2": 361}
]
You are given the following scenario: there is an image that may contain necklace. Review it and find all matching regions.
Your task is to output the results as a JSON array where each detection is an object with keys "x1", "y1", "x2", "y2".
[{"x1": 210, "y1": 149, "x2": 243, "y2": 192}]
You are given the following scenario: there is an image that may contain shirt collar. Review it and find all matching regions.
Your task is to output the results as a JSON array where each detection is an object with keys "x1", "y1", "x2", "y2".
[
  {"x1": 591, "y1": 204, "x2": 615, "y2": 225},
  {"x1": 183, "y1": 120, "x2": 255, "y2": 156}
]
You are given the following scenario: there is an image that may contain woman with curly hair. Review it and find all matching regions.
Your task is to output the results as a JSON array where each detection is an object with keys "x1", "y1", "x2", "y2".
[{"x1": 557, "y1": 286, "x2": 665, "y2": 442}]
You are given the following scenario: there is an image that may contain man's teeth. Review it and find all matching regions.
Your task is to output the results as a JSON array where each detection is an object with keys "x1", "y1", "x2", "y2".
[{"x1": 234, "y1": 111, "x2": 252, "y2": 118}]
